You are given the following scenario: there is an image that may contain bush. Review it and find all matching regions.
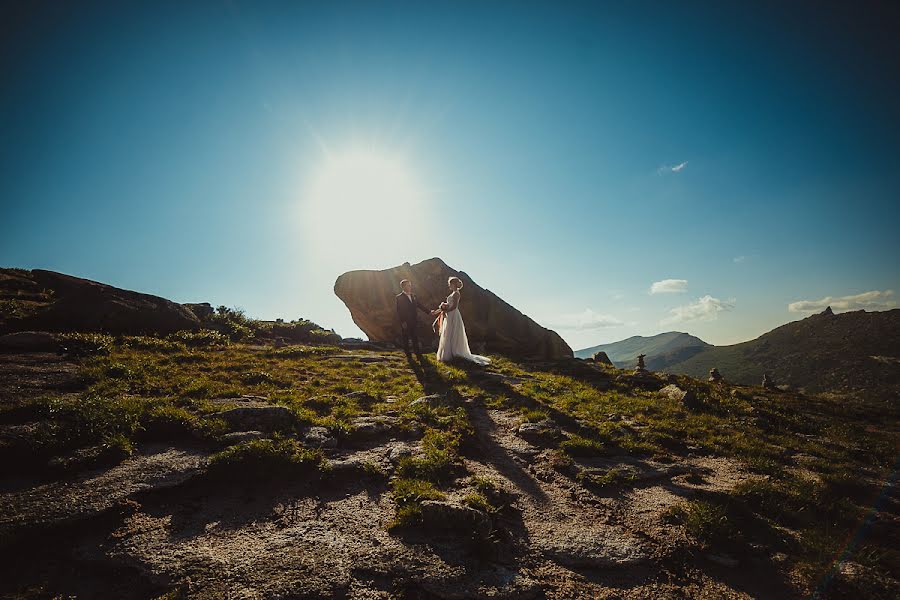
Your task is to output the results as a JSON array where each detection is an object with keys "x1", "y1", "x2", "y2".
[
  {"x1": 167, "y1": 330, "x2": 229, "y2": 348},
  {"x1": 121, "y1": 336, "x2": 185, "y2": 353},
  {"x1": 271, "y1": 319, "x2": 342, "y2": 345},
  {"x1": 208, "y1": 306, "x2": 256, "y2": 341}
]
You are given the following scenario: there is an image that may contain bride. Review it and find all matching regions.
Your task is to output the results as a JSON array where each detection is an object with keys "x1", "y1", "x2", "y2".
[{"x1": 434, "y1": 276, "x2": 491, "y2": 365}]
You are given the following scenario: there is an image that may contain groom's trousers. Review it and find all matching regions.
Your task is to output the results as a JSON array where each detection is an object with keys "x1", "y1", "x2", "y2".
[{"x1": 400, "y1": 322, "x2": 422, "y2": 356}]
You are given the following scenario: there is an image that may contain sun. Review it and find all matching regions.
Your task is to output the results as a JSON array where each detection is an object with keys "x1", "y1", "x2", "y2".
[{"x1": 302, "y1": 146, "x2": 429, "y2": 268}]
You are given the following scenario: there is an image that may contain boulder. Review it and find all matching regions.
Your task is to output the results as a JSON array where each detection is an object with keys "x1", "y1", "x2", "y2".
[
  {"x1": 542, "y1": 528, "x2": 648, "y2": 569},
  {"x1": 0, "y1": 331, "x2": 59, "y2": 352},
  {"x1": 658, "y1": 384, "x2": 701, "y2": 410},
  {"x1": 333, "y1": 258, "x2": 572, "y2": 359},
  {"x1": 1, "y1": 269, "x2": 200, "y2": 335},
  {"x1": 591, "y1": 351, "x2": 613, "y2": 366},
  {"x1": 183, "y1": 302, "x2": 214, "y2": 320},
  {"x1": 209, "y1": 404, "x2": 297, "y2": 433},
  {"x1": 349, "y1": 415, "x2": 400, "y2": 441},
  {"x1": 517, "y1": 420, "x2": 563, "y2": 446},
  {"x1": 303, "y1": 426, "x2": 338, "y2": 449},
  {"x1": 419, "y1": 500, "x2": 492, "y2": 538}
]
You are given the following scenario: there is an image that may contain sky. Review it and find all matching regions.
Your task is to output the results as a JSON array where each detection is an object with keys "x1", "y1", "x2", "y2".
[{"x1": 2, "y1": 0, "x2": 899, "y2": 350}]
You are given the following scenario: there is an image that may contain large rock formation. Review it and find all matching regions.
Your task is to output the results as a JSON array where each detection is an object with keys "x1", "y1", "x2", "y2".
[
  {"x1": 0, "y1": 268, "x2": 200, "y2": 335},
  {"x1": 333, "y1": 258, "x2": 573, "y2": 359}
]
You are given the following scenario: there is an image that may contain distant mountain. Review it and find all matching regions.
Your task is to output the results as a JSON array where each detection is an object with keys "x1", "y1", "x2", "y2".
[
  {"x1": 575, "y1": 332, "x2": 711, "y2": 369},
  {"x1": 661, "y1": 308, "x2": 900, "y2": 400}
]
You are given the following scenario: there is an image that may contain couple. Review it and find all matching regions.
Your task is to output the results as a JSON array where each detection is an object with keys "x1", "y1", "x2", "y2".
[{"x1": 395, "y1": 276, "x2": 491, "y2": 366}]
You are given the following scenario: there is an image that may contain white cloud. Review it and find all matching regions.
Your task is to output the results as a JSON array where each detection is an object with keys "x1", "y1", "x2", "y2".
[
  {"x1": 788, "y1": 290, "x2": 896, "y2": 314},
  {"x1": 545, "y1": 309, "x2": 624, "y2": 331},
  {"x1": 657, "y1": 160, "x2": 688, "y2": 174},
  {"x1": 661, "y1": 295, "x2": 735, "y2": 325},
  {"x1": 733, "y1": 255, "x2": 746, "y2": 264},
  {"x1": 650, "y1": 279, "x2": 688, "y2": 294}
]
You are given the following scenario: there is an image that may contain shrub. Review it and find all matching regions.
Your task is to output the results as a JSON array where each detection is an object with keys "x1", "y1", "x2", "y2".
[
  {"x1": 208, "y1": 306, "x2": 256, "y2": 341},
  {"x1": 121, "y1": 336, "x2": 185, "y2": 353},
  {"x1": 167, "y1": 330, "x2": 229, "y2": 348}
]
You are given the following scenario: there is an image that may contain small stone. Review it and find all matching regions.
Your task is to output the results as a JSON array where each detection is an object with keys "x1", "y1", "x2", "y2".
[
  {"x1": 410, "y1": 393, "x2": 447, "y2": 407},
  {"x1": 516, "y1": 420, "x2": 563, "y2": 446},
  {"x1": 303, "y1": 426, "x2": 337, "y2": 449},
  {"x1": 220, "y1": 431, "x2": 266, "y2": 444},
  {"x1": 707, "y1": 554, "x2": 739, "y2": 567},
  {"x1": 708, "y1": 367, "x2": 723, "y2": 382},
  {"x1": 387, "y1": 445, "x2": 414, "y2": 463}
]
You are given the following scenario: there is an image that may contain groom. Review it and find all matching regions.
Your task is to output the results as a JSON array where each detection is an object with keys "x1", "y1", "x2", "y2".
[{"x1": 396, "y1": 279, "x2": 432, "y2": 358}]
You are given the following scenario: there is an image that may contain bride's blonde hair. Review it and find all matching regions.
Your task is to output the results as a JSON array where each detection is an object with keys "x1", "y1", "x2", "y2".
[{"x1": 448, "y1": 276, "x2": 463, "y2": 290}]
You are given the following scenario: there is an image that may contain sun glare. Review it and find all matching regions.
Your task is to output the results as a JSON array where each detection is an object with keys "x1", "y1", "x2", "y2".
[{"x1": 303, "y1": 147, "x2": 429, "y2": 268}]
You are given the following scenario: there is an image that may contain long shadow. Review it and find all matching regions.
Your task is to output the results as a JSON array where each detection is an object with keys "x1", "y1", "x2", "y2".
[
  {"x1": 405, "y1": 354, "x2": 449, "y2": 395},
  {"x1": 465, "y1": 400, "x2": 549, "y2": 505},
  {"x1": 459, "y1": 367, "x2": 613, "y2": 443}
]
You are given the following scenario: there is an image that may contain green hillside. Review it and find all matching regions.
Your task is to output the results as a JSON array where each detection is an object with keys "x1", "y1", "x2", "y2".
[
  {"x1": 662, "y1": 308, "x2": 900, "y2": 400},
  {"x1": 576, "y1": 331, "x2": 711, "y2": 369}
]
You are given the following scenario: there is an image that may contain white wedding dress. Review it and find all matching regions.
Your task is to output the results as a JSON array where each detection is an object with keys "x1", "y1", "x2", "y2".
[{"x1": 436, "y1": 290, "x2": 491, "y2": 365}]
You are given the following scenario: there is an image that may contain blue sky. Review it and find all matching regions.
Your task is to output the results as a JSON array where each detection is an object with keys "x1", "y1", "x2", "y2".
[{"x1": 2, "y1": 0, "x2": 899, "y2": 349}]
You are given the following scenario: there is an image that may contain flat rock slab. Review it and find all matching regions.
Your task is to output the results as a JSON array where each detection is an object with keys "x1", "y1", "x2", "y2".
[
  {"x1": 0, "y1": 445, "x2": 208, "y2": 537},
  {"x1": 542, "y1": 527, "x2": 649, "y2": 569},
  {"x1": 576, "y1": 456, "x2": 691, "y2": 484}
]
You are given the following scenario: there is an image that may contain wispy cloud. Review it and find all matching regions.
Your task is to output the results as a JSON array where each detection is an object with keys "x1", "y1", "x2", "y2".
[
  {"x1": 661, "y1": 295, "x2": 735, "y2": 325},
  {"x1": 650, "y1": 279, "x2": 688, "y2": 294},
  {"x1": 657, "y1": 160, "x2": 688, "y2": 175},
  {"x1": 545, "y1": 309, "x2": 624, "y2": 331},
  {"x1": 733, "y1": 255, "x2": 747, "y2": 264},
  {"x1": 788, "y1": 290, "x2": 896, "y2": 314}
]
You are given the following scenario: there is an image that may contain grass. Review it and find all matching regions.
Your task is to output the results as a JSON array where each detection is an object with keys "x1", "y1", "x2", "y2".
[
  {"x1": 207, "y1": 437, "x2": 327, "y2": 480},
  {"x1": 395, "y1": 428, "x2": 462, "y2": 483},
  {"x1": 560, "y1": 434, "x2": 611, "y2": 457},
  {"x1": 4, "y1": 335, "x2": 895, "y2": 594},
  {"x1": 388, "y1": 477, "x2": 446, "y2": 528}
]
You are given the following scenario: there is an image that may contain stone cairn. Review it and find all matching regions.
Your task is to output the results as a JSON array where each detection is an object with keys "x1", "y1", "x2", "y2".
[
  {"x1": 635, "y1": 353, "x2": 647, "y2": 374},
  {"x1": 708, "y1": 367, "x2": 723, "y2": 383},
  {"x1": 762, "y1": 372, "x2": 776, "y2": 390}
]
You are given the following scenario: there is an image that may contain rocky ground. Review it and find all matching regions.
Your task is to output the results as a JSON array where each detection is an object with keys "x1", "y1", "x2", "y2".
[{"x1": 0, "y1": 341, "x2": 897, "y2": 599}]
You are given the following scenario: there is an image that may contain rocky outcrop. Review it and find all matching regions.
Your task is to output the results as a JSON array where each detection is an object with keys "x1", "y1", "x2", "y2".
[
  {"x1": 591, "y1": 351, "x2": 613, "y2": 365},
  {"x1": 0, "y1": 331, "x2": 59, "y2": 353},
  {"x1": 333, "y1": 258, "x2": 572, "y2": 359},
  {"x1": 0, "y1": 269, "x2": 200, "y2": 335}
]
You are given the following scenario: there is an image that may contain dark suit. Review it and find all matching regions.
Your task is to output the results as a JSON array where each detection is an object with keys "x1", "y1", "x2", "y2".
[{"x1": 396, "y1": 292, "x2": 430, "y2": 355}]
